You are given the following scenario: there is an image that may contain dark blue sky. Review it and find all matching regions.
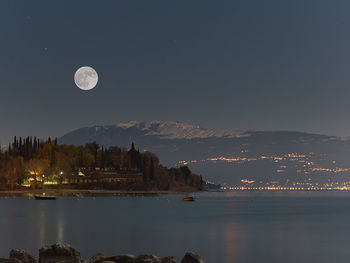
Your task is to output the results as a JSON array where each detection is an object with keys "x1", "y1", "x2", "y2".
[{"x1": 1, "y1": 0, "x2": 350, "y2": 144}]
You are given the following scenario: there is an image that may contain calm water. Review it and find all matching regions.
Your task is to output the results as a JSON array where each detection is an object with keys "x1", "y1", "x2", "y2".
[{"x1": 1, "y1": 191, "x2": 350, "y2": 263}]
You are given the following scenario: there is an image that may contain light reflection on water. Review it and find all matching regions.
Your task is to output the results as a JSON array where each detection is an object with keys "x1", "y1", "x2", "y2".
[{"x1": 1, "y1": 191, "x2": 350, "y2": 263}]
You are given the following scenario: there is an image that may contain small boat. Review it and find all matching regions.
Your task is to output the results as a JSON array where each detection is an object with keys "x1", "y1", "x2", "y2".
[
  {"x1": 183, "y1": 195, "x2": 195, "y2": 202},
  {"x1": 34, "y1": 194, "x2": 57, "y2": 200}
]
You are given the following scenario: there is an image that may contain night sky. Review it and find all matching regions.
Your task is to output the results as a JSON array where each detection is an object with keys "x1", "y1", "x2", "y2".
[{"x1": 1, "y1": 0, "x2": 350, "y2": 144}]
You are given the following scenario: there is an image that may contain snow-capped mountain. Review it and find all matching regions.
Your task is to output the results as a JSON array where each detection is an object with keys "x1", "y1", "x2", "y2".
[
  {"x1": 90, "y1": 121, "x2": 247, "y2": 140},
  {"x1": 59, "y1": 121, "x2": 350, "y2": 186},
  {"x1": 59, "y1": 121, "x2": 249, "y2": 150}
]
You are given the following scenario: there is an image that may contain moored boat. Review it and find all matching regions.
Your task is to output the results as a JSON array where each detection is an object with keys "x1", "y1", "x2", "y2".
[
  {"x1": 34, "y1": 194, "x2": 57, "y2": 200},
  {"x1": 183, "y1": 195, "x2": 195, "y2": 201}
]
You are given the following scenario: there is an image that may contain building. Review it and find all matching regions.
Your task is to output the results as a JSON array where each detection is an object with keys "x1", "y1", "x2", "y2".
[{"x1": 63, "y1": 168, "x2": 143, "y2": 184}]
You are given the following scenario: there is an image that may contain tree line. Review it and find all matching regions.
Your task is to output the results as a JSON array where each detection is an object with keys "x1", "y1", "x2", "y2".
[{"x1": 0, "y1": 136, "x2": 203, "y2": 191}]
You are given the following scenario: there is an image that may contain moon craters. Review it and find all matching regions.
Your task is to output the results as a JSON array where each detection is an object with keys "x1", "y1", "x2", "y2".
[{"x1": 74, "y1": 66, "x2": 98, "y2": 90}]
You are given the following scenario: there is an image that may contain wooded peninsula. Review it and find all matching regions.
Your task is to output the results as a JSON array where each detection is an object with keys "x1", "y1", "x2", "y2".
[{"x1": 0, "y1": 136, "x2": 204, "y2": 192}]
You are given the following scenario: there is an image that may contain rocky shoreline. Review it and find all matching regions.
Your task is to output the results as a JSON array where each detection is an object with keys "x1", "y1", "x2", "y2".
[{"x1": 0, "y1": 243, "x2": 204, "y2": 263}]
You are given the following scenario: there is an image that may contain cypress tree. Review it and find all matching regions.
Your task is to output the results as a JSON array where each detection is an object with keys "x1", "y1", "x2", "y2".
[
  {"x1": 50, "y1": 147, "x2": 56, "y2": 169},
  {"x1": 19, "y1": 137, "x2": 22, "y2": 151},
  {"x1": 33, "y1": 137, "x2": 37, "y2": 153}
]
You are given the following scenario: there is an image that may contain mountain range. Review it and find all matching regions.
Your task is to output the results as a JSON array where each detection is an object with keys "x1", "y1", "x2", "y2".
[{"x1": 59, "y1": 121, "x2": 350, "y2": 187}]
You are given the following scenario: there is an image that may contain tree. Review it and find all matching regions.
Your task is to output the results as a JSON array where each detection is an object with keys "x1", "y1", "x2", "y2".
[
  {"x1": 1, "y1": 155, "x2": 25, "y2": 190},
  {"x1": 142, "y1": 155, "x2": 147, "y2": 182},
  {"x1": 149, "y1": 158, "x2": 155, "y2": 180},
  {"x1": 180, "y1": 166, "x2": 191, "y2": 180},
  {"x1": 54, "y1": 152, "x2": 72, "y2": 186},
  {"x1": 50, "y1": 146, "x2": 56, "y2": 170},
  {"x1": 128, "y1": 142, "x2": 141, "y2": 169},
  {"x1": 85, "y1": 142, "x2": 99, "y2": 169},
  {"x1": 25, "y1": 159, "x2": 50, "y2": 188}
]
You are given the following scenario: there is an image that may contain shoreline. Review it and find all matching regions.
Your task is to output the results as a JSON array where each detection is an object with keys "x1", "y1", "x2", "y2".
[{"x1": 0, "y1": 189, "x2": 202, "y2": 197}]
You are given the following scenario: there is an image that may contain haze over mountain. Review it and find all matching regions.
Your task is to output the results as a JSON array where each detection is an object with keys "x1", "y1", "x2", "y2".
[{"x1": 59, "y1": 121, "x2": 350, "y2": 187}]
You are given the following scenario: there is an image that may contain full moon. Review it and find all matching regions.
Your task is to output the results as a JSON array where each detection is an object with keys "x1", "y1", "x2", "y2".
[{"x1": 74, "y1": 66, "x2": 98, "y2": 90}]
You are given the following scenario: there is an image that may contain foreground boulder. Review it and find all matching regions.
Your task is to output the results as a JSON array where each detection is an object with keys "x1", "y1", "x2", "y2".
[
  {"x1": 134, "y1": 254, "x2": 161, "y2": 263},
  {"x1": 4, "y1": 244, "x2": 203, "y2": 263},
  {"x1": 9, "y1": 249, "x2": 37, "y2": 263},
  {"x1": 105, "y1": 255, "x2": 135, "y2": 263},
  {"x1": 0, "y1": 259, "x2": 22, "y2": 263},
  {"x1": 83, "y1": 253, "x2": 105, "y2": 263},
  {"x1": 161, "y1": 257, "x2": 177, "y2": 263},
  {"x1": 181, "y1": 253, "x2": 204, "y2": 263},
  {"x1": 39, "y1": 243, "x2": 81, "y2": 263}
]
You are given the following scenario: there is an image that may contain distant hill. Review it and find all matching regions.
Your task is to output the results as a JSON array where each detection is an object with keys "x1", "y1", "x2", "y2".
[{"x1": 59, "y1": 121, "x2": 350, "y2": 187}]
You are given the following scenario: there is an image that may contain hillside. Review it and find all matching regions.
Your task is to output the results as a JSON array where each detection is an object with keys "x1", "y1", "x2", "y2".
[
  {"x1": 59, "y1": 121, "x2": 350, "y2": 188},
  {"x1": 0, "y1": 137, "x2": 203, "y2": 192}
]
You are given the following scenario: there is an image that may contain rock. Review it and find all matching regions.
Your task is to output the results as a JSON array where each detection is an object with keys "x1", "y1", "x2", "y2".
[
  {"x1": 134, "y1": 254, "x2": 161, "y2": 263},
  {"x1": 104, "y1": 255, "x2": 135, "y2": 263},
  {"x1": 0, "y1": 259, "x2": 22, "y2": 263},
  {"x1": 39, "y1": 243, "x2": 81, "y2": 263},
  {"x1": 181, "y1": 253, "x2": 204, "y2": 263},
  {"x1": 161, "y1": 257, "x2": 177, "y2": 263},
  {"x1": 9, "y1": 249, "x2": 37, "y2": 263},
  {"x1": 84, "y1": 254, "x2": 105, "y2": 263}
]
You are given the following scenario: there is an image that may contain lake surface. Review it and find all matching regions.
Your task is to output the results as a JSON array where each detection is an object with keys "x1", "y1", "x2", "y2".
[{"x1": 1, "y1": 191, "x2": 350, "y2": 263}]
